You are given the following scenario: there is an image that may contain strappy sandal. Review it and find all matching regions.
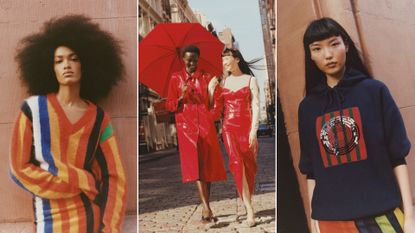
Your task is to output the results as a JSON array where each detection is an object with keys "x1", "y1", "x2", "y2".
[
  {"x1": 201, "y1": 215, "x2": 212, "y2": 223},
  {"x1": 245, "y1": 219, "x2": 256, "y2": 227},
  {"x1": 211, "y1": 216, "x2": 218, "y2": 223},
  {"x1": 201, "y1": 211, "x2": 218, "y2": 223},
  {"x1": 201, "y1": 215, "x2": 218, "y2": 223}
]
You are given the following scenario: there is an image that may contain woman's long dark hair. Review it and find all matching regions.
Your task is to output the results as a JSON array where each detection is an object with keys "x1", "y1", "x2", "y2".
[
  {"x1": 303, "y1": 17, "x2": 370, "y2": 96},
  {"x1": 222, "y1": 48, "x2": 261, "y2": 76}
]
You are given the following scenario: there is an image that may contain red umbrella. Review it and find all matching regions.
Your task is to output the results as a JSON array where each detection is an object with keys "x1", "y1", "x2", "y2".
[{"x1": 139, "y1": 23, "x2": 224, "y2": 98}]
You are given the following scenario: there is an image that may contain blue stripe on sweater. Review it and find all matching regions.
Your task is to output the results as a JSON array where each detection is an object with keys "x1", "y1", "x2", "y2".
[
  {"x1": 42, "y1": 198, "x2": 53, "y2": 233},
  {"x1": 38, "y1": 96, "x2": 57, "y2": 176}
]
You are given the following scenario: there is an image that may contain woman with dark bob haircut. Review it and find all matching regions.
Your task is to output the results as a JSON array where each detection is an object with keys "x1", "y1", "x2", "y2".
[
  {"x1": 298, "y1": 17, "x2": 415, "y2": 232},
  {"x1": 10, "y1": 15, "x2": 127, "y2": 232}
]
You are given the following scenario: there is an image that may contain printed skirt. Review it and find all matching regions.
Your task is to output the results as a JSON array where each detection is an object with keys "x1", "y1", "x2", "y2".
[{"x1": 318, "y1": 208, "x2": 404, "y2": 233}]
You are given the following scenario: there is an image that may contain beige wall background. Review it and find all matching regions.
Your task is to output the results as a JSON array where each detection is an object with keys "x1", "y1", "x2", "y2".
[
  {"x1": 278, "y1": 0, "x2": 415, "y2": 224},
  {"x1": 0, "y1": 0, "x2": 137, "y2": 221}
]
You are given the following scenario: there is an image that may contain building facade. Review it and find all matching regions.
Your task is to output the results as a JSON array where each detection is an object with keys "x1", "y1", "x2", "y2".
[
  {"x1": 259, "y1": 0, "x2": 276, "y2": 126},
  {"x1": 218, "y1": 27, "x2": 237, "y2": 49},
  {"x1": 139, "y1": 0, "x2": 201, "y2": 153},
  {"x1": 169, "y1": 0, "x2": 199, "y2": 23}
]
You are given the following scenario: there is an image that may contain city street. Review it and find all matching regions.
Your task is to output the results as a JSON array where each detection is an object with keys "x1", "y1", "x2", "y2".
[{"x1": 139, "y1": 136, "x2": 275, "y2": 233}]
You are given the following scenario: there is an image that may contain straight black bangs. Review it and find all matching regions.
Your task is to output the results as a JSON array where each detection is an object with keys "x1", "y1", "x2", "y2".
[
  {"x1": 303, "y1": 18, "x2": 345, "y2": 47},
  {"x1": 221, "y1": 48, "x2": 234, "y2": 57}
]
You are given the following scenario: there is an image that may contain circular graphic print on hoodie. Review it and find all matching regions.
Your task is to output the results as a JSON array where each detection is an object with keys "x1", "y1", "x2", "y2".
[
  {"x1": 320, "y1": 115, "x2": 359, "y2": 156},
  {"x1": 316, "y1": 107, "x2": 368, "y2": 168}
]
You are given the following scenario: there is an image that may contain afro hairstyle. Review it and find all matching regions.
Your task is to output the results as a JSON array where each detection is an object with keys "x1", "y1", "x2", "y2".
[{"x1": 15, "y1": 14, "x2": 125, "y2": 103}]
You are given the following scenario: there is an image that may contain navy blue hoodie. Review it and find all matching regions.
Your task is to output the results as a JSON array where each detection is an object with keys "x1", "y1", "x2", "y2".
[{"x1": 298, "y1": 68, "x2": 411, "y2": 220}]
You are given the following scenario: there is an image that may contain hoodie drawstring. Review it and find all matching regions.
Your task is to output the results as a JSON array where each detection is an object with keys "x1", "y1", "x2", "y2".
[
  {"x1": 321, "y1": 88, "x2": 344, "y2": 114},
  {"x1": 321, "y1": 87, "x2": 348, "y2": 156}
]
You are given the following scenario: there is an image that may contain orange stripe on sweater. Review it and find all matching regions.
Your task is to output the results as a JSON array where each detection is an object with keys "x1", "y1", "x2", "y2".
[
  {"x1": 319, "y1": 220, "x2": 360, "y2": 233},
  {"x1": 101, "y1": 136, "x2": 127, "y2": 232},
  {"x1": 10, "y1": 114, "x2": 80, "y2": 198}
]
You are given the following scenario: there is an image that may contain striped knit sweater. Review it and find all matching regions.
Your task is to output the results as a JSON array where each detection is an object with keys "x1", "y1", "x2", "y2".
[{"x1": 9, "y1": 94, "x2": 127, "y2": 233}]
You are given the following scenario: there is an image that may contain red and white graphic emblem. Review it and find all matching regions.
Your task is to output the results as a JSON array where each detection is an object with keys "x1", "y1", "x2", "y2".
[
  {"x1": 316, "y1": 107, "x2": 367, "y2": 168},
  {"x1": 320, "y1": 115, "x2": 360, "y2": 156}
]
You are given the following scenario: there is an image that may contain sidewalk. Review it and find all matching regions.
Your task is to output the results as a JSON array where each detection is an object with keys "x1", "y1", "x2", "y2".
[
  {"x1": 139, "y1": 147, "x2": 178, "y2": 163},
  {"x1": 0, "y1": 214, "x2": 137, "y2": 233},
  {"x1": 139, "y1": 137, "x2": 275, "y2": 233}
]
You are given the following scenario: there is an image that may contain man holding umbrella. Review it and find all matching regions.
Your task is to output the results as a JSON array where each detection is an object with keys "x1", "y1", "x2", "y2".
[
  {"x1": 165, "y1": 44, "x2": 226, "y2": 223},
  {"x1": 139, "y1": 23, "x2": 226, "y2": 223}
]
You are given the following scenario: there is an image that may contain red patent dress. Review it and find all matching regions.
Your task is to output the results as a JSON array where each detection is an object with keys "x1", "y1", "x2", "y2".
[
  {"x1": 166, "y1": 68, "x2": 226, "y2": 183},
  {"x1": 220, "y1": 76, "x2": 258, "y2": 197}
]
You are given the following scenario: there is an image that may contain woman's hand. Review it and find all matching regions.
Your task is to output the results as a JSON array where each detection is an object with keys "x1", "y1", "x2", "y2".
[
  {"x1": 310, "y1": 219, "x2": 320, "y2": 233},
  {"x1": 177, "y1": 84, "x2": 188, "y2": 108},
  {"x1": 248, "y1": 130, "x2": 257, "y2": 148},
  {"x1": 208, "y1": 77, "x2": 219, "y2": 105},
  {"x1": 181, "y1": 84, "x2": 188, "y2": 98},
  {"x1": 404, "y1": 214, "x2": 415, "y2": 233},
  {"x1": 178, "y1": 84, "x2": 188, "y2": 104},
  {"x1": 393, "y1": 165, "x2": 415, "y2": 233},
  {"x1": 248, "y1": 76, "x2": 260, "y2": 149},
  {"x1": 307, "y1": 180, "x2": 319, "y2": 233},
  {"x1": 208, "y1": 77, "x2": 219, "y2": 93}
]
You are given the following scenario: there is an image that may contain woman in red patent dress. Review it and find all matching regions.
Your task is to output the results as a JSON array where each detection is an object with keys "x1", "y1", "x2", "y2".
[{"x1": 216, "y1": 48, "x2": 260, "y2": 227}]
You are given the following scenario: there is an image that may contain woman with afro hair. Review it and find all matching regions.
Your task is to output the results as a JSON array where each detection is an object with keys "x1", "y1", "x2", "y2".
[{"x1": 9, "y1": 15, "x2": 127, "y2": 232}]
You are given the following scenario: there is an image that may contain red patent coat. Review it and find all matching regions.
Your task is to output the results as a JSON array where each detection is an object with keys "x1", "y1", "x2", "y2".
[{"x1": 166, "y1": 68, "x2": 226, "y2": 183}]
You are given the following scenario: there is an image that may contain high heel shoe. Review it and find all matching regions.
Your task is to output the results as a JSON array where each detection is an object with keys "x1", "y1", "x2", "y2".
[
  {"x1": 201, "y1": 215, "x2": 218, "y2": 223},
  {"x1": 201, "y1": 215, "x2": 212, "y2": 223},
  {"x1": 201, "y1": 209, "x2": 218, "y2": 224}
]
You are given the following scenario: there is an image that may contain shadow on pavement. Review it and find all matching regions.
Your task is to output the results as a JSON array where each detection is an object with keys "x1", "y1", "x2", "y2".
[{"x1": 139, "y1": 137, "x2": 275, "y2": 215}]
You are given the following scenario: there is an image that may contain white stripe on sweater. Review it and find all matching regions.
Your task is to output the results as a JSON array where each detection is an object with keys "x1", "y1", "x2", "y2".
[{"x1": 27, "y1": 96, "x2": 49, "y2": 171}]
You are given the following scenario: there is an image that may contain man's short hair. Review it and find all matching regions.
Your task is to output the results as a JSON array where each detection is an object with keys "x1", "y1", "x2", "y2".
[{"x1": 181, "y1": 44, "x2": 200, "y2": 57}]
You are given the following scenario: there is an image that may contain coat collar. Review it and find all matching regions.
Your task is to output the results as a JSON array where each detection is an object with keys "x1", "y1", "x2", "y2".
[{"x1": 182, "y1": 68, "x2": 203, "y2": 81}]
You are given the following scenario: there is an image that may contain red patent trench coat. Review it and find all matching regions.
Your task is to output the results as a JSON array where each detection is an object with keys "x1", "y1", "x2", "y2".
[{"x1": 166, "y1": 68, "x2": 226, "y2": 182}]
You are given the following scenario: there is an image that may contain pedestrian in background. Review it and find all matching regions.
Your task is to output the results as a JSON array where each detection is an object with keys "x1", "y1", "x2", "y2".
[
  {"x1": 10, "y1": 15, "x2": 127, "y2": 232},
  {"x1": 298, "y1": 17, "x2": 415, "y2": 233},
  {"x1": 165, "y1": 45, "x2": 226, "y2": 223}
]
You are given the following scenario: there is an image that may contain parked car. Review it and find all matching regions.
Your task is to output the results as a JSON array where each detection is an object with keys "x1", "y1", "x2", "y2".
[{"x1": 257, "y1": 123, "x2": 273, "y2": 137}]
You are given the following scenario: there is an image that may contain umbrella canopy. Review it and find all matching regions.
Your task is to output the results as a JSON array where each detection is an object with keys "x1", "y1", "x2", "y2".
[{"x1": 139, "y1": 23, "x2": 224, "y2": 98}]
